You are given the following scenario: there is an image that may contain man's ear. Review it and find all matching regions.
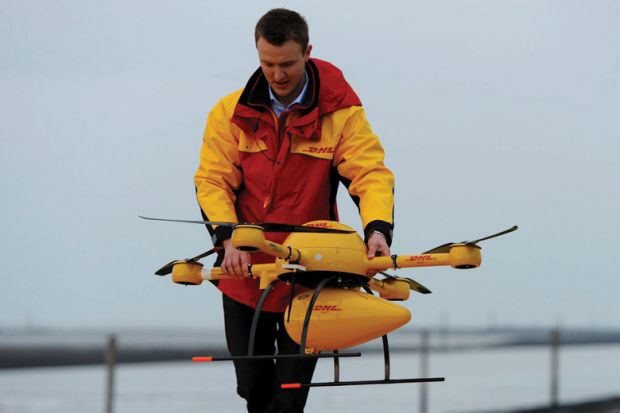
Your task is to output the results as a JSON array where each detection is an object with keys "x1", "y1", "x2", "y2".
[{"x1": 304, "y1": 44, "x2": 313, "y2": 61}]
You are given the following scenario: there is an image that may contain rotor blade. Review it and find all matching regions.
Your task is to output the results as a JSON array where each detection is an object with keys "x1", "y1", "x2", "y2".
[
  {"x1": 422, "y1": 242, "x2": 454, "y2": 254},
  {"x1": 155, "y1": 259, "x2": 181, "y2": 276},
  {"x1": 466, "y1": 225, "x2": 519, "y2": 245},
  {"x1": 379, "y1": 272, "x2": 431, "y2": 294},
  {"x1": 139, "y1": 216, "x2": 236, "y2": 227},
  {"x1": 154, "y1": 248, "x2": 219, "y2": 276},
  {"x1": 423, "y1": 225, "x2": 519, "y2": 254},
  {"x1": 140, "y1": 216, "x2": 354, "y2": 234},
  {"x1": 403, "y1": 278, "x2": 432, "y2": 294},
  {"x1": 188, "y1": 248, "x2": 219, "y2": 262}
]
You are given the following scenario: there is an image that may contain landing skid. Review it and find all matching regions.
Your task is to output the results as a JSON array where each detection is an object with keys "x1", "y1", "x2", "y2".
[
  {"x1": 192, "y1": 352, "x2": 360, "y2": 362},
  {"x1": 192, "y1": 276, "x2": 445, "y2": 389},
  {"x1": 282, "y1": 377, "x2": 445, "y2": 389}
]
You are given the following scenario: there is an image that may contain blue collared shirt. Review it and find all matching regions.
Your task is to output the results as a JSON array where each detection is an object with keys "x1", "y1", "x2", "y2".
[{"x1": 269, "y1": 71, "x2": 309, "y2": 118}]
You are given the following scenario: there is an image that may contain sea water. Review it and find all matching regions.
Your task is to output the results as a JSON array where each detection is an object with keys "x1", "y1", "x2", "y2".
[{"x1": 1, "y1": 345, "x2": 619, "y2": 413}]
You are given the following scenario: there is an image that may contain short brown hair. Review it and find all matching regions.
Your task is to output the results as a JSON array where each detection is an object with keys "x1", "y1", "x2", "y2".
[{"x1": 255, "y1": 8, "x2": 309, "y2": 51}]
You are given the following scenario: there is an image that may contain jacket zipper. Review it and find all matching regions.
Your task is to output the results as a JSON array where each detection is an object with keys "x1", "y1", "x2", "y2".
[{"x1": 263, "y1": 109, "x2": 281, "y2": 211}]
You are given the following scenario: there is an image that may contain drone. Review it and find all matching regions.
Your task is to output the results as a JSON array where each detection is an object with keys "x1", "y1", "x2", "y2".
[{"x1": 142, "y1": 216, "x2": 517, "y2": 389}]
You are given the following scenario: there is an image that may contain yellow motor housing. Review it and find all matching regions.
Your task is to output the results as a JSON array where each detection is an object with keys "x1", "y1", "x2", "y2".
[
  {"x1": 449, "y1": 244, "x2": 482, "y2": 269},
  {"x1": 231, "y1": 225, "x2": 266, "y2": 252},
  {"x1": 171, "y1": 261, "x2": 204, "y2": 285},
  {"x1": 284, "y1": 288, "x2": 411, "y2": 350},
  {"x1": 369, "y1": 277, "x2": 411, "y2": 301}
]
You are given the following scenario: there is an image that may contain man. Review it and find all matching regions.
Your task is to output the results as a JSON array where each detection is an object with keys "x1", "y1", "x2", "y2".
[{"x1": 194, "y1": 8, "x2": 394, "y2": 413}]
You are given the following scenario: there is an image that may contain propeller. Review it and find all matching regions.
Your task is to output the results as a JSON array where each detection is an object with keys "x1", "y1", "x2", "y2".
[
  {"x1": 139, "y1": 216, "x2": 355, "y2": 234},
  {"x1": 423, "y1": 225, "x2": 518, "y2": 254},
  {"x1": 155, "y1": 248, "x2": 218, "y2": 276},
  {"x1": 379, "y1": 272, "x2": 432, "y2": 294}
]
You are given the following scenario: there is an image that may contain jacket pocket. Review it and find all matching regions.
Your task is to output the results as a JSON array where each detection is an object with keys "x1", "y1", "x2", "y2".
[{"x1": 238, "y1": 131, "x2": 266, "y2": 154}]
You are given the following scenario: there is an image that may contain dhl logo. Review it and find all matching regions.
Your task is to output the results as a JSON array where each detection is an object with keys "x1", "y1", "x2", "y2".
[
  {"x1": 306, "y1": 222, "x2": 330, "y2": 228},
  {"x1": 406, "y1": 255, "x2": 434, "y2": 262},
  {"x1": 313, "y1": 305, "x2": 342, "y2": 312},
  {"x1": 303, "y1": 146, "x2": 335, "y2": 154}
]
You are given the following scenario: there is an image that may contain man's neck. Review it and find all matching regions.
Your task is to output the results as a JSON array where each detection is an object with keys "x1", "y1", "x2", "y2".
[{"x1": 269, "y1": 72, "x2": 309, "y2": 118}]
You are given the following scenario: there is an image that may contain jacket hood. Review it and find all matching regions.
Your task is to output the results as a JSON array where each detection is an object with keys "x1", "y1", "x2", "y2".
[{"x1": 311, "y1": 58, "x2": 361, "y2": 115}]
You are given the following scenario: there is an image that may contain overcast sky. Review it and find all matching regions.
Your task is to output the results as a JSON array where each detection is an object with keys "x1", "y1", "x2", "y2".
[{"x1": 1, "y1": 0, "x2": 618, "y2": 330}]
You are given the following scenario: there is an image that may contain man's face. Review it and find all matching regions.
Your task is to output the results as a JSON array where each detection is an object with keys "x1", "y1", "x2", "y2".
[{"x1": 257, "y1": 37, "x2": 312, "y2": 106}]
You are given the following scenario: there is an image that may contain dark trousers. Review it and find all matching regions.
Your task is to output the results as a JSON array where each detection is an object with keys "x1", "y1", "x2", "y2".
[{"x1": 222, "y1": 294, "x2": 317, "y2": 413}]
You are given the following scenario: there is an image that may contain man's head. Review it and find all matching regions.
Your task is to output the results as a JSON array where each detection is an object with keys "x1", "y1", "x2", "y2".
[{"x1": 255, "y1": 9, "x2": 312, "y2": 106}]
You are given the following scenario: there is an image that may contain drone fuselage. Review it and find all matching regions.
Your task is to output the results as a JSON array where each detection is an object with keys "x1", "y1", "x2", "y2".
[{"x1": 232, "y1": 220, "x2": 481, "y2": 276}]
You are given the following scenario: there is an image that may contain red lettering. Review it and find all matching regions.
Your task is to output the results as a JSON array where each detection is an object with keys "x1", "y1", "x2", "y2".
[
  {"x1": 306, "y1": 223, "x2": 329, "y2": 228},
  {"x1": 406, "y1": 255, "x2": 434, "y2": 262},
  {"x1": 313, "y1": 305, "x2": 342, "y2": 312},
  {"x1": 303, "y1": 147, "x2": 334, "y2": 154}
]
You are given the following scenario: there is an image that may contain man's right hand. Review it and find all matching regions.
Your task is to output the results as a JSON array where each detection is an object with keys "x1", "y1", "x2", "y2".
[{"x1": 221, "y1": 239, "x2": 251, "y2": 278}]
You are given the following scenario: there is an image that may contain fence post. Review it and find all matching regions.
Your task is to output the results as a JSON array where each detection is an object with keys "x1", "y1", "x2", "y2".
[
  {"x1": 105, "y1": 335, "x2": 117, "y2": 413},
  {"x1": 550, "y1": 329, "x2": 560, "y2": 410},
  {"x1": 420, "y1": 330, "x2": 429, "y2": 413}
]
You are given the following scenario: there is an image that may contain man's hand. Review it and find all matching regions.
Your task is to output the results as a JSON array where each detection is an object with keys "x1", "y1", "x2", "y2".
[
  {"x1": 221, "y1": 239, "x2": 251, "y2": 279},
  {"x1": 367, "y1": 231, "x2": 390, "y2": 259},
  {"x1": 367, "y1": 231, "x2": 390, "y2": 276}
]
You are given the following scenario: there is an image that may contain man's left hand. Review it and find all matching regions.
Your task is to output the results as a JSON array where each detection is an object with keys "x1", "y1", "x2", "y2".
[{"x1": 367, "y1": 232, "x2": 390, "y2": 259}]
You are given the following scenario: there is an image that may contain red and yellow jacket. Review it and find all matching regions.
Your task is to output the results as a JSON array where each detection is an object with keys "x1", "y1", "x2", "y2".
[{"x1": 194, "y1": 58, "x2": 394, "y2": 312}]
